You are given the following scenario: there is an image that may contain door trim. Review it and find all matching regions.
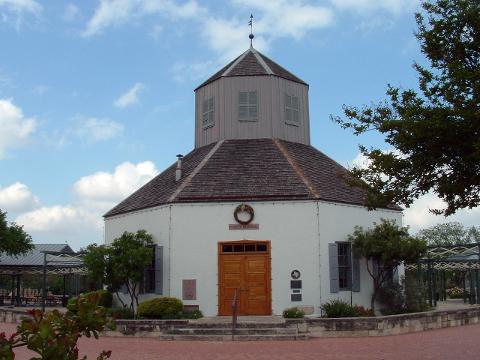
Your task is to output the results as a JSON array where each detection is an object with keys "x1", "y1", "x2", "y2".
[{"x1": 218, "y1": 240, "x2": 272, "y2": 316}]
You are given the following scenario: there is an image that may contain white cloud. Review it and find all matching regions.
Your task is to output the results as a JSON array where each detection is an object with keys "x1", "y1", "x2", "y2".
[
  {"x1": 0, "y1": 98, "x2": 36, "y2": 158},
  {"x1": 329, "y1": 0, "x2": 419, "y2": 15},
  {"x1": 62, "y1": 3, "x2": 81, "y2": 22},
  {"x1": 0, "y1": 0, "x2": 42, "y2": 29},
  {"x1": 348, "y1": 151, "x2": 480, "y2": 234},
  {"x1": 16, "y1": 205, "x2": 101, "y2": 233},
  {"x1": 114, "y1": 83, "x2": 145, "y2": 108},
  {"x1": 77, "y1": 117, "x2": 124, "y2": 141},
  {"x1": 0, "y1": 182, "x2": 39, "y2": 212},
  {"x1": 404, "y1": 193, "x2": 480, "y2": 234},
  {"x1": 73, "y1": 161, "x2": 159, "y2": 210},
  {"x1": 82, "y1": 0, "x2": 205, "y2": 37},
  {"x1": 32, "y1": 84, "x2": 48, "y2": 95},
  {"x1": 14, "y1": 160, "x2": 159, "y2": 248}
]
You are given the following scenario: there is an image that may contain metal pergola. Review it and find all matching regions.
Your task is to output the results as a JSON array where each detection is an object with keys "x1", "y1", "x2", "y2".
[
  {"x1": 0, "y1": 245, "x2": 86, "y2": 310},
  {"x1": 406, "y1": 243, "x2": 480, "y2": 307}
]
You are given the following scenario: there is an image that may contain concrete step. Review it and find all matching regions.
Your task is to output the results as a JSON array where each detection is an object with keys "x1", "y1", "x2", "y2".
[
  {"x1": 173, "y1": 322, "x2": 287, "y2": 329},
  {"x1": 158, "y1": 334, "x2": 309, "y2": 341},
  {"x1": 167, "y1": 327, "x2": 297, "y2": 336}
]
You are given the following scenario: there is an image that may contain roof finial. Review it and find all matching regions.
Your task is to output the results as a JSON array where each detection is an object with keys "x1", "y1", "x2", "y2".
[{"x1": 248, "y1": 14, "x2": 254, "y2": 47}]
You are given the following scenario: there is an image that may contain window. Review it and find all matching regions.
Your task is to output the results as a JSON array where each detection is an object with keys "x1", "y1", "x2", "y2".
[
  {"x1": 337, "y1": 242, "x2": 352, "y2": 291},
  {"x1": 285, "y1": 93, "x2": 300, "y2": 125},
  {"x1": 140, "y1": 246, "x2": 155, "y2": 294},
  {"x1": 202, "y1": 97, "x2": 215, "y2": 128},
  {"x1": 239, "y1": 91, "x2": 258, "y2": 121}
]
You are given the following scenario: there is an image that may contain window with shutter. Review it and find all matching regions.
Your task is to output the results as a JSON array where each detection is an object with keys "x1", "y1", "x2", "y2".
[
  {"x1": 285, "y1": 93, "x2": 300, "y2": 126},
  {"x1": 202, "y1": 96, "x2": 215, "y2": 129},
  {"x1": 239, "y1": 91, "x2": 258, "y2": 121}
]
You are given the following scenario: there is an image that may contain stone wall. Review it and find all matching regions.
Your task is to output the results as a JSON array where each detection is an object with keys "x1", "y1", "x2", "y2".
[{"x1": 286, "y1": 306, "x2": 480, "y2": 337}]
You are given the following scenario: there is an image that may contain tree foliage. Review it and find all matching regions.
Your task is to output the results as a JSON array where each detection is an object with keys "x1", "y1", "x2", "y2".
[
  {"x1": 349, "y1": 219, "x2": 427, "y2": 312},
  {"x1": 0, "y1": 292, "x2": 114, "y2": 360},
  {"x1": 0, "y1": 209, "x2": 33, "y2": 257},
  {"x1": 83, "y1": 230, "x2": 154, "y2": 313},
  {"x1": 417, "y1": 221, "x2": 480, "y2": 245},
  {"x1": 333, "y1": 0, "x2": 480, "y2": 216}
]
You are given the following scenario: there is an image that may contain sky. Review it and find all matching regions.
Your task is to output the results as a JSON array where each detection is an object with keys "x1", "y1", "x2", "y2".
[{"x1": 0, "y1": 0, "x2": 478, "y2": 250}]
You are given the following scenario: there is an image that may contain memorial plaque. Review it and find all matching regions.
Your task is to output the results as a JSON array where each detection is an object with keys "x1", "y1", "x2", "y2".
[
  {"x1": 182, "y1": 279, "x2": 196, "y2": 300},
  {"x1": 291, "y1": 293, "x2": 302, "y2": 302},
  {"x1": 290, "y1": 280, "x2": 302, "y2": 289}
]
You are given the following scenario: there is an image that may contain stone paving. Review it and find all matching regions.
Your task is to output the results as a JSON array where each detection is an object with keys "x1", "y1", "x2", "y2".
[{"x1": 2, "y1": 322, "x2": 480, "y2": 360}]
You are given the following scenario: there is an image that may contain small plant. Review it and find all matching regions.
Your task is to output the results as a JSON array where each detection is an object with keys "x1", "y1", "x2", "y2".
[
  {"x1": 282, "y1": 307, "x2": 305, "y2": 318},
  {"x1": 352, "y1": 305, "x2": 374, "y2": 317},
  {"x1": 447, "y1": 286, "x2": 469, "y2": 299},
  {"x1": 137, "y1": 297, "x2": 184, "y2": 319},
  {"x1": 108, "y1": 306, "x2": 134, "y2": 319},
  {"x1": 321, "y1": 299, "x2": 356, "y2": 318},
  {"x1": 0, "y1": 292, "x2": 115, "y2": 359},
  {"x1": 181, "y1": 309, "x2": 203, "y2": 319}
]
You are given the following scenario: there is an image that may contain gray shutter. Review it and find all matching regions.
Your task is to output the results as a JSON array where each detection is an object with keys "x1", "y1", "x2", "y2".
[
  {"x1": 352, "y1": 251, "x2": 361, "y2": 292},
  {"x1": 154, "y1": 245, "x2": 163, "y2": 295},
  {"x1": 329, "y1": 243, "x2": 339, "y2": 293}
]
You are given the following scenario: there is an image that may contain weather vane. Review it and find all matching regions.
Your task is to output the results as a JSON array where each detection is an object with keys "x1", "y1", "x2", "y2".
[{"x1": 248, "y1": 14, "x2": 254, "y2": 47}]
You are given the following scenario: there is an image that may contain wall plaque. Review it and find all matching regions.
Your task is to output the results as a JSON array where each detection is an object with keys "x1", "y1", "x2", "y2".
[
  {"x1": 182, "y1": 279, "x2": 196, "y2": 300},
  {"x1": 290, "y1": 280, "x2": 302, "y2": 289},
  {"x1": 291, "y1": 293, "x2": 302, "y2": 302}
]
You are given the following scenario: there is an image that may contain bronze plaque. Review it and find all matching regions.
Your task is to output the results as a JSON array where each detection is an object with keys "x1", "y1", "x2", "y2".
[{"x1": 182, "y1": 279, "x2": 196, "y2": 300}]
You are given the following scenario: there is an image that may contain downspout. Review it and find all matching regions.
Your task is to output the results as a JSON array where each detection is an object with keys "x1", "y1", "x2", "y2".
[{"x1": 316, "y1": 201, "x2": 322, "y2": 314}]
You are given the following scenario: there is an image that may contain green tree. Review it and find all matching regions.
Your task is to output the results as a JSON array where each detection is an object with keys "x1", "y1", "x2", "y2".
[
  {"x1": 0, "y1": 210, "x2": 33, "y2": 257},
  {"x1": 82, "y1": 244, "x2": 126, "y2": 308},
  {"x1": 110, "y1": 230, "x2": 154, "y2": 312},
  {"x1": 417, "y1": 222, "x2": 480, "y2": 245},
  {"x1": 349, "y1": 219, "x2": 427, "y2": 312},
  {"x1": 83, "y1": 231, "x2": 154, "y2": 313},
  {"x1": 333, "y1": 0, "x2": 480, "y2": 216}
]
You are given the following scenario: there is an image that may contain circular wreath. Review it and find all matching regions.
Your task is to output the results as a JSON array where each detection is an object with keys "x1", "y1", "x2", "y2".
[{"x1": 234, "y1": 204, "x2": 254, "y2": 225}]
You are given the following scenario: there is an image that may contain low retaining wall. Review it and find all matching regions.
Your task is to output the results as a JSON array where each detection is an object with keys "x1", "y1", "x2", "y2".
[
  {"x1": 287, "y1": 306, "x2": 480, "y2": 337},
  {"x1": 2, "y1": 306, "x2": 480, "y2": 338}
]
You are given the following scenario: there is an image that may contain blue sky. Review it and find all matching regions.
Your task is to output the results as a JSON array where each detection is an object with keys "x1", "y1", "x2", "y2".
[{"x1": 0, "y1": 0, "x2": 478, "y2": 249}]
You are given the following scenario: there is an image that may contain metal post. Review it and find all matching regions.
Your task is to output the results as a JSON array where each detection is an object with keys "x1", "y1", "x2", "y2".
[
  {"x1": 432, "y1": 269, "x2": 437, "y2": 307},
  {"x1": 463, "y1": 271, "x2": 467, "y2": 303},
  {"x1": 10, "y1": 275, "x2": 15, "y2": 306},
  {"x1": 427, "y1": 261, "x2": 433, "y2": 307},
  {"x1": 469, "y1": 269, "x2": 475, "y2": 305},
  {"x1": 443, "y1": 271, "x2": 447, "y2": 301},
  {"x1": 42, "y1": 252, "x2": 47, "y2": 312},
  {"x1": 476, "y1": 269, "x2": 480, "y2": 305},
  {"x1": 15, "y1": 274, "x2": 21, "y2": 306}
]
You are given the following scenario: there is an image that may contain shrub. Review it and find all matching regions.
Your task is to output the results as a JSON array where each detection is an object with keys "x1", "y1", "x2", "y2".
[
  {"x1": 68, "y1": 290, "x2": 113, "y2": 309},
  {"x1": 108, "y1": 306, "x2": 134, "y2": 319},
  {"x1": 352, "y1": 305, "x2": 374, "y2": 317},
  {"x1": 404, "y1": 273, "x2": 429, "y2": 312},
  {"x1": 181, "y1": 309, "x2": 203, "y2": 319},
  {"x1": 282, "y1": 307, "x2": 305, "y2": 318},
  {"x1": 378, "y1": 281, "x2": 406, "y2": 315},
  {"x1": 447, "y1": 286, "x2": 469, "y2": 299},
  {"x1": 321, "y1": 299, "x2": 356, "y2": 318},
  {"x1": 137, "y1": 297, "x2": 184, "y2": 319}
]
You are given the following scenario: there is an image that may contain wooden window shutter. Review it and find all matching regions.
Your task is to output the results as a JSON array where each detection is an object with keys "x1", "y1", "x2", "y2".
[
  {"x1": 154, "y1": 245, "x2": 163, "y2": 295},
  {"x1": 352, "y1": 251, "x2": 361, "y2": 292},
  {"x1": 329, "y1": 243, "x2": 339, "y2": 293}
]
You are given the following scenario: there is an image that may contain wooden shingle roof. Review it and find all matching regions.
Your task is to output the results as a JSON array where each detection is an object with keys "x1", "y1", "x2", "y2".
[
  {"x1": 104, "y1": 139, "x2": 400, "y2": 218},
  {"x1": 195, "y1": 47, "x2": 307, "y2": 90}
]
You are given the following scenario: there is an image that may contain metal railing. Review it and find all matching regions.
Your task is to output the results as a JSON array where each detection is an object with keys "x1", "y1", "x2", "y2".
[{"x1": 231, "y1": 288, "x2": 238, "y2": 341}]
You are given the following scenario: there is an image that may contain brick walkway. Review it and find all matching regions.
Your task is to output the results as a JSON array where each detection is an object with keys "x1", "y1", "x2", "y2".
[{"x1": 2, "y1": 322, "x2": 480, "y2": 360}]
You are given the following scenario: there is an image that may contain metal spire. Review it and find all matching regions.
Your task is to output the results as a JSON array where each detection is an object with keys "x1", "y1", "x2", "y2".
[{"x1": 248, "y1": 14, "x2": 254, "y2": 47}]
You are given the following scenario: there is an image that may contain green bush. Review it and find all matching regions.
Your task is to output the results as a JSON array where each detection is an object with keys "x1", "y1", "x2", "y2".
[
  {"x1": 447, "y1": 286, "x2": 469, "y2": 299},
  {"x1": 282, "y1": 307, "x2": 305, "y2": 318},
  {"x1": 108, "y1": 306, "x2": 134, "y2": 319},
  {"x1": 181, "y1": 309, "x2": 203, "y2": 319},
  {"x1": 321, "y1": 299, "x2": 357, "y2": 318},
  {"x1": 137, "y1": 297, "x2": 184, "y2": 319},
  {"x1": 67, "y1": 290, "x2": 113, "y2": 309},
  {"x1": 378, "y1": 281, "x2": 406, "y2": 315}
]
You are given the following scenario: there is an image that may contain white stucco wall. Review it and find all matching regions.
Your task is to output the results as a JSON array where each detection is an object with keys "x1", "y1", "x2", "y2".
[{"x1": 104, "y1": 200, "x2": 402, "y2": 316}]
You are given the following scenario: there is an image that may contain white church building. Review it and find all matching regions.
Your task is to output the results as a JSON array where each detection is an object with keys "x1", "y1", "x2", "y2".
[{"x1": 104, "y1": 43, "x2": 402, "y2": 316}]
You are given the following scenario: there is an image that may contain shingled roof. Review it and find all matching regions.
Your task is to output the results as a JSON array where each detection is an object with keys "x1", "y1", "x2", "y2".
[
  {"x1": 104, "y1": 139, "x2": 400, "y2": 218},
  {"x1": 195, "y1": 47, "x2": 308, "y2": 90}
]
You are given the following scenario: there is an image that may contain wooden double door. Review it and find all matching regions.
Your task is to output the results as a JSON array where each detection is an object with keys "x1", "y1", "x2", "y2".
[{"x1": 218, "y1": 241, "x2": 271, "y2": 316}]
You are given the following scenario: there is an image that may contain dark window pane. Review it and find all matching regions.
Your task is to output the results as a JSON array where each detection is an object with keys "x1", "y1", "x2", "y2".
[
  {"x1": 245, "y1": 244, "x2": 255, "y2": 252},
  {"x1": 222, "y1": 245, "x2": 233, "y2": 253},
  {"x1": 233, "y1": 244, "x2": 244, "y2": 252},
  {"x1": 256, "y1": 244, "x2": 267, "y2": 252}
]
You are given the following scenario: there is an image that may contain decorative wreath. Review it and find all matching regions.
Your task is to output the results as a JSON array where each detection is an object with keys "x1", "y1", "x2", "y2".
[{"x1": 234, "y1": 204, "x2": 254, "y2": 225}]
